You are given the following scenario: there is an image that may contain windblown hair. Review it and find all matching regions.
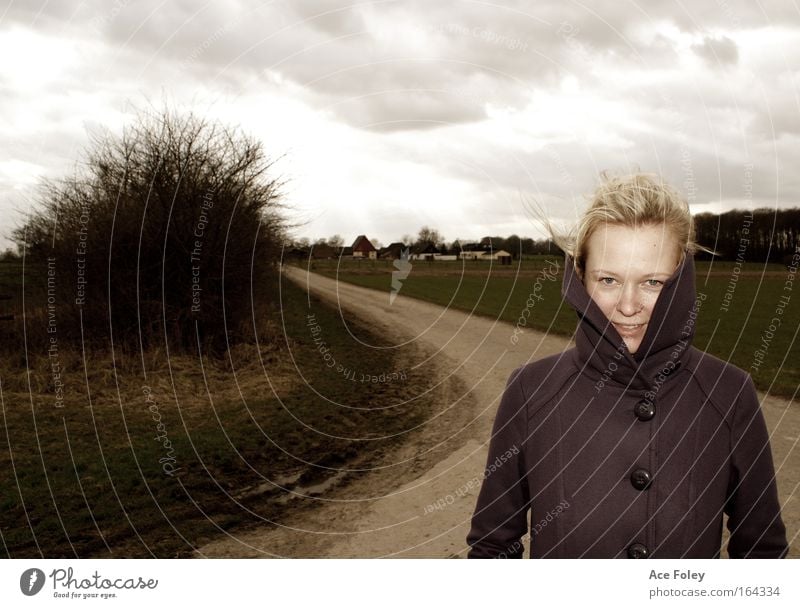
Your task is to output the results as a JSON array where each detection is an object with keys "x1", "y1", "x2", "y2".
[{"x1": 527, "y1": 171, "x2": 717, "y2": 279}]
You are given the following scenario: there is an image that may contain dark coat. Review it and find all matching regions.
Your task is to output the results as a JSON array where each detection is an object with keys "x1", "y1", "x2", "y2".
[{"x1": 466, "y1": 251, "x2": 788, "y2": 558}]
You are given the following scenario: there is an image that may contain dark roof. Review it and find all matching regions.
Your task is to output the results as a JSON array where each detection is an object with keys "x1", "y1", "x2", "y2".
[
  {"x1": 351, "y1": 235, "x2": 377, "y2": 252},
  {"x1": 379, "y1": 242, "x2": 408, "y2": 258},
  {"x1": 412, "y1": 242, "x2": 439, "y2": 255},
  {"x1": 460, "y1": 242, "x2": 489, "y2": 252}
]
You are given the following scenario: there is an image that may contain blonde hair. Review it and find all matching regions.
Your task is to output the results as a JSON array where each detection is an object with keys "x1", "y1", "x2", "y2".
[{"x1": 526, "y1": 171, "x2": 717, "y2": 279}]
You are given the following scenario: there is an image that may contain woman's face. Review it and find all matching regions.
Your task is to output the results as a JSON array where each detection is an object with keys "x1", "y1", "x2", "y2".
[{"x1": 583, "y1": 223, "x2": 681, "y2": 354}]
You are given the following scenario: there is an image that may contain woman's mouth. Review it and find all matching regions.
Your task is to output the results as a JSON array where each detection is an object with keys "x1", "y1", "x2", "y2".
[{"x1": 614, "y1": 323, "x2": 645, "y2": 336}]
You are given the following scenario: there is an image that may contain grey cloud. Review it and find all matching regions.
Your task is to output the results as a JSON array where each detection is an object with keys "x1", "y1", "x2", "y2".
[
  {"x1": 7, "y1": 0, "x2": 776, "y2": 133},
  {"x1": 323, "y1": 87, "x2": 487, "y2": 131},
  {"x1": 692, "y1": 35, "x2": 739, "y2": 66},
  {"x1": 749, "y1": 95, "x2": 800, "y2": 139},
  {"x1": 2, "y1": 0, "x2": 799, "y2": 209},
  {"x1": 285, "y1": 0, "x2": 367, "y2": 36}
]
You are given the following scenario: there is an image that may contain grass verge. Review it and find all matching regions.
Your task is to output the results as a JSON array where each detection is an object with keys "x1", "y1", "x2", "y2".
[{"x1": 0, "y1": 273, "x2": 437, "y2": 557}]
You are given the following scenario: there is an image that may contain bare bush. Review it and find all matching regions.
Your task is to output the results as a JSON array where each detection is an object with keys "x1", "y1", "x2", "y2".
[{"x1": 12, "y1": 106, "x2": 289, "y2": 355}]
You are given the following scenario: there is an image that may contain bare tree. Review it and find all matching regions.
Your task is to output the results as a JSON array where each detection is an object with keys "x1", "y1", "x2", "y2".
[{"x1": 417, "y1": 226, "x2": 444, "y2": 248}]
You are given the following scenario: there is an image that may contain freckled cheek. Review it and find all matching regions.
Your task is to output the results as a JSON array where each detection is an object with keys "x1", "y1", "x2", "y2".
[
  {"x1": 640, "y1": 291, "x2": 660, "y2": 312},
  {"x1": 589, "y1": 292, "x2": 618, "y2": 316}
]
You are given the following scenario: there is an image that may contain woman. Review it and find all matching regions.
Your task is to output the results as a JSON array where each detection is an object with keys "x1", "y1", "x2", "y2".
[{"x1": 466, "y1": 173, "x2": 788, "y2": 558}]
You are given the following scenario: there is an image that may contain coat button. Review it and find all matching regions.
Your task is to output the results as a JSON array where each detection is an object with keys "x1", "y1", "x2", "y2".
[
  {"x1": 635, "y1": 400, "x2": 655, "y2": 421},
  {"x1": 630, "y1": 468, "x2": 652, "y2": 490},
  {"x1": 627, "y1": 543, "x2": 649, "y2": 558}
]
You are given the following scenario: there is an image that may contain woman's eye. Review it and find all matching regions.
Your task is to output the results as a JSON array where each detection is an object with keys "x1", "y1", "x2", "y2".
[
  {"x1": 600, "y1": 277, "x2": 615, "y2": 285},
  {"x1": 646, "y1": 279, "x2": 663, "y2": 288}
]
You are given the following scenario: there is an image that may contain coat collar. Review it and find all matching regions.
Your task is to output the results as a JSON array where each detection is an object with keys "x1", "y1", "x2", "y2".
[{"x1": 561, "y1": 248, "x2": 698, "y2": 392}]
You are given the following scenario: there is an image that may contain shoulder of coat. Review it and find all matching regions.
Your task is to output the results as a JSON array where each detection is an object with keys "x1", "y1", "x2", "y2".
[
  {"x1": 682, "y1": 346, "x2": 751, "y2": 425},
  {"x1": 511, "y1": 348, "x2": 580, "y2": 417}
]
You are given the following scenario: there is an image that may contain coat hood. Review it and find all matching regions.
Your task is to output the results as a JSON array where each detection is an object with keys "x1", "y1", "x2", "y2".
[{"x1": 561, "y1": 249, "x2": 699, "y2": 392}]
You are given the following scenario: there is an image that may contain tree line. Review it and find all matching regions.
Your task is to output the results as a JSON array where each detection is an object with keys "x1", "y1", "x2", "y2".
[
  {"x1": 693, "y1": 208, "x2": 800, "y2": 263},
  {"x1": 298, "y1": 210, "x2": 800, "y2": 263}
]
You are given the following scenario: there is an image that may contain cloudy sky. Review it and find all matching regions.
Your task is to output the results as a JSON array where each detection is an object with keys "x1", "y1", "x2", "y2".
[{"x1": 1, "y1": 0, "x2": 799, "y2": 250}]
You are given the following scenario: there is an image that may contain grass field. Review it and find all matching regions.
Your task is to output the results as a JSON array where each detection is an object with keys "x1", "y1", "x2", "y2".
[
  {"x1": 307, "y1": 256, "x2": 800, "y2": 397},
  {"x1": 0, "y1": 265, "x2": 439, "y2": 557}
]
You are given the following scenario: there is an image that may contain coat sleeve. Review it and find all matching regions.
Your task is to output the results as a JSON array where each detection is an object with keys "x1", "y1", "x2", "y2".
[
  {"x1": 466, "y1": 366, "x2": 531, "y2": 558},
  {"x1": 724, "y1": 374, "x2": 788, "y2": 558}
]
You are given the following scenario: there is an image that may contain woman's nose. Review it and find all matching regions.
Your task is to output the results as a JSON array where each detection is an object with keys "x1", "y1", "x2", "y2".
[{"x1": 617, "y1": 286, "x2": 642, "y2": 316}]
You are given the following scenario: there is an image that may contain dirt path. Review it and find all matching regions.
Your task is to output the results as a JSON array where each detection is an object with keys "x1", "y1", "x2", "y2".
[{"x1": 194, "y1": 266, "x2": 798, "y2": 558}]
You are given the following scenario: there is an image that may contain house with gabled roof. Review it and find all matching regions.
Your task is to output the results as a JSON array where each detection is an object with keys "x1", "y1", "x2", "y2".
[{"x1": 351, "y1": 235, "x2": 377, "y2": 259}]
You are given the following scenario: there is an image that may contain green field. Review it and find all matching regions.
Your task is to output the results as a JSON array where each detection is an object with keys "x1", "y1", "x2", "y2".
[{"x1": 307, "y1": 256, "x2": 799, "y2": 398}]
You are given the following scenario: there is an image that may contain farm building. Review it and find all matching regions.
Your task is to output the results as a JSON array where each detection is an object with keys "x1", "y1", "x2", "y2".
[
  {"x1": 492, "y1": 250, "x2": 513, "y2": 264},
  {"x1": 379, "y1": 242, "x2": 408, "y2": 260},
  {"x1": 351, "y1": 235, "x2": 377, "y2": 259},
  {"x1": 459, "y1": 250, "x2": 487, "y2": 260},
  {"x1": 408, "y1": 242, "x2": 440, "y2": 261},
  {"x1": 458, "y1": 248, "x2": 512, "y2": 263},
  {"x1": 409, "y1": 247, "x2": 458, "y2": 261}
]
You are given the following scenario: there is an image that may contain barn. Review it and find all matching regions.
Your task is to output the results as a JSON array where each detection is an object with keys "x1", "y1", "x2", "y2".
[{"x1": 351, "y1": 235, "x2": 378, "y2": 259}]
